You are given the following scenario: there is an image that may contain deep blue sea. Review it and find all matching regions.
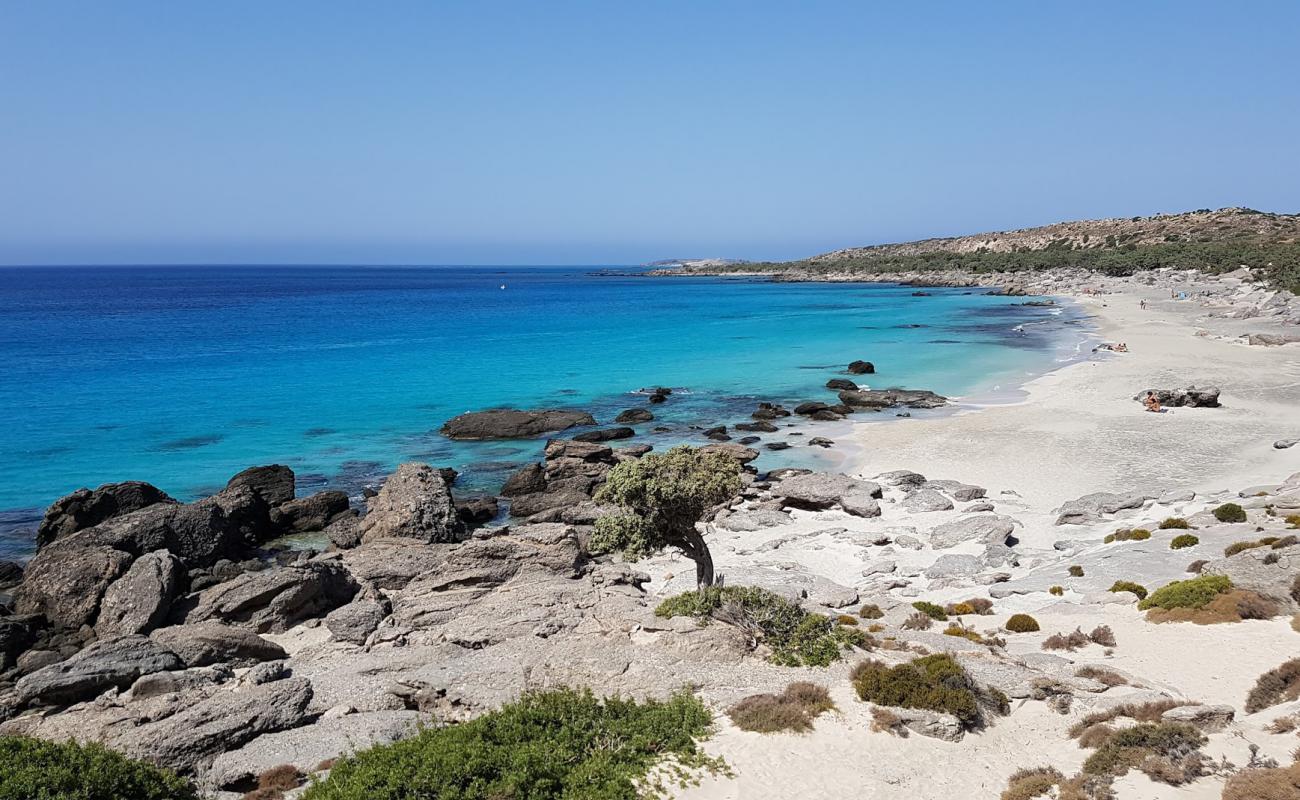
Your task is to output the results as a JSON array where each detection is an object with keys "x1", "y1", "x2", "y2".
[{"x1": 0, "y1": 266, "x2": 1090, "y2": 560}]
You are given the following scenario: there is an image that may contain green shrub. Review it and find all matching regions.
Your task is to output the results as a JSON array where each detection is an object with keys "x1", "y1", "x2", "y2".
[
  {"x1": 1081, "y1": 722, "x2": 1206, "y2": 778},
  {"x1": 1107, "y1": 528, "x2": 1151, "y2": 543},
  {"x1": 1138, "y1": 575, "x2": 1232, "y2": 611},
  {"x1": 1068, "y1": 565, "x2": 1084, "y2": 577},
  {"x1": 851, "y1": 655, "x2": 990, "y2": 727},
  {"x1": 1159, "y1": 517, "x2": 1190, "y2": 530},
  {"x1": 858, "y1": 603, "x2": 884, "y2": 619},
  {"x1": 911, "y1": 601, "x2": 948, "y2": 621},
  {"x1": 302, "y1": 688, "x2": 720, "y2": 800},
  {"x1": 1005, "y1": 614, "x2": 1040, "y2": 633},
  {"x1": 1109, "y1": 580, "x2": 1148, "y2": 600},
  {"x1": 1170, "y1": 534, "x2": 1199, "y2": 549},
  {"x1": 655, "y1": 585, "x2": 869, "y2": 667},
  {"x1": 1213, "y1": 502, "x2": 1247, "y2": 523},
  {"x1": 0, "y1": 736, "x2": 197, "y2": 800}
]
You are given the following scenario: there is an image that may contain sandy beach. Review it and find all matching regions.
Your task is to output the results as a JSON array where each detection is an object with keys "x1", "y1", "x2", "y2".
[{"x1": 662, "y1": 274, "x2": 1300, "y2": 800}]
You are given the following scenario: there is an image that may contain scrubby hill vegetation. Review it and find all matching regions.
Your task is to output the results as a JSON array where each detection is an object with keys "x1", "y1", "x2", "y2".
[{"x1": 664, "y1": 208, "x2": 1300, "y2": 293}]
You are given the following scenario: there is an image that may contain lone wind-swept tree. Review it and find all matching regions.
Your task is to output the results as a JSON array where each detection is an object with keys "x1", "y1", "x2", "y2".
[{"x1": 590, "y1": 445, "x2": 743, "y2": 588}]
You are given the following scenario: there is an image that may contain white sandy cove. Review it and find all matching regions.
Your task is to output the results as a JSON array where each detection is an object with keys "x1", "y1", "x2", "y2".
[{"x1": 668, "y1": 278, "x2": 1300, "y2": 800}]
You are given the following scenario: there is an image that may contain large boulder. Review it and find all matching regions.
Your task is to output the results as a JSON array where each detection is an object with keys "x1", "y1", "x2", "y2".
[
  {"x1": 113, "y1": 676, "x2": 313, "y2": 774},
  {"x1": 902, "y1": 489, "x2": 955, "y2": 513},
  {"x1": 571, "y1": 427, "x2": 635, "y2": 443},
  {"x1": 184, "y1": 559, "x2": 359, "y2": 633},
  {"x1": 36, "y1": 481, "x2": 176, "y2": 548},
  {"x1": 509, "y1": 489, "x2": 592, "y2": 519},
  {"x1": 15, "y1": 635, "x2": 183, "y2": 706},
  {"x1": 1054, "y1": 492, "x2": 1150, "y2": 525},
  {"x1": 225, "y1": 465, "x2": 296, "y2": 507},
  {"x1": 698, "y1": 443, "x2": 759, "y2": 464},
  {"x1": 325, "y1": 590, "x2": 391, "y2": 645},
  {"x1": 838, "y1": 388, "x2": 947, "y2": 409},
  {"x1": 440, "y1": 409, "x2": 596, "y2": 440},
  {"x1": 339, "y1": 539, "x2": 455, "y2": 590},
  {"x1": 150, "y1": 621, "x2": 287, "y2": 668},
  {"x1": 847, "y1": 360, "x2": 876, "y2": 375},
  {"x1": 614, "y1": 408, "x2": 654, "y2": 424},
  {"x1": 95, "y1": 550, "x2": 183, "y2": 637},
  {"x1": 826, "y1": 378, "x2": 859, "y2": 391},
  {"x1": 500, "y1": 463, "x2": 547, "y2": 497},
  {"x1": 14, "y1": 544, "x2": 133, "y2": 629},
  {"x1": 359, "y1": 463, "x2": 465, "y2": 545},
  {"x1": 771, "y1": 472, "x2": 883, "y2": 512},
  {"x1": 929, "y1": 515, "x2": 1018, "y2": 549}
]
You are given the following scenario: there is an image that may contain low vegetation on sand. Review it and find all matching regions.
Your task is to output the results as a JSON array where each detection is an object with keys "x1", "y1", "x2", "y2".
[
  {"x1": 999, "y1": 767, "x2": 1089, "y2": 800},
  {"x1": 1213, "y1": 502, "x2": 1248, "y2": 523},
  {"x1": 1158, "y1": 517, "x2": 1191, "y2": 530},
  {"x1": 1222, "y1": 761, "x2": 1300, "y2": 799},
  {"x1": 728, "y1": 682, "x2": 834, "y2": 733},
  {"x1": 1108, "y1": 580, "x2": 1148, "y2": 600},
  {"x1": 1105, "y1": 528, "x2": 1151, "y2": 543},
  {"x1": 910, "y1": 600, "x2": 947, "y2": 620},
  {"x1": 0, "y1": 736, "x2": 197, "y2": 800},
  {"x1": 1005, "y1": 613, "x2": 1040, "y2": 633},
  {"x1": 1080, "y1": 722, "x2": 1207, "y2": 784},
  {"x1": 301, "y1": 688, "x2": 721, "y2": 800},
  {"x1": 850, "y1": 654, "x2": 1007, "y2": 728},
  {"x1": 1169, "y1": 533, "x2": 1199, "y2": 549},
  {"x1": 1246, "y1": 658, "x2": 1300, "y2": 713},
  {"x1": 655, "y1": 585, "x2": 871, "y2": 667},
  {"x1": 1137, "y1": 575, "x2": 1278, "y2": 624}
]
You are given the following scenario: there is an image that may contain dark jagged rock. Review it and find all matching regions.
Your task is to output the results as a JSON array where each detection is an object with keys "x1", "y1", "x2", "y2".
[
  {"x1": 751, "y1": 403, "x2": 791, "y2": 420},
  {"x1": 847, "y1": 360, "x2": 876, "y2": 374},
  {"x1": 698, "y1": 443, "x2": 760, "y2": 464},
  {"x1": 225, "y1": 465, "x2": 296, "y2": 507},
  {"x1": 738, "y1": 436, "x2": 761, "y2": 445},
  {"x1": 765, "y1": 442, "x2": 791, "y2": 451},
  {"x1": 794, "y1": 401, "x2": 830, "y2": 415},
  {"x1": 1134, "y1": 386, "x2": 1221, "y2": 408},
  {"x1": 614, "y1": 408, "x2": 654, "y2": 424},
  {"x1": 270, "y1": 491, "x2": 351, "y2": 533},
  {"x1": 571, "y1": 427, "x2": 635, "y2": 443},
  {"x1": 838, "y1": 388, "x2": 947, "y2": 409},
  {"x1": 0, "y1": 615, "x2": 38, "y2": 671},
  {"x1": 826, "y1": 378, "x2": 859, "y2": 391},
  {"x1": 647, "y1": 393, "x2": 666, "y2": 404},
  {"x1": 36, "y1": 481, "x2": 177, "y2": 548},
  {"x1": 509, "y1": 489, "x2": 591, "y2": 519},
  {"x1": 359, "y1": 463, "x2": 464, "y2": 545},
  {"x1": 735, "y1": 420, "x2": 778, "y2": 433},
  {"x1": 439, "y1": 409, "x2": 596, "y2": 440},
  {"x1": 543, "y1": 440, "x2": 614, "y2": 462},
  {"x1": 15, "y1": 634, "x2": 183, "y2": 706},
  {"x1": 809, "y1": 437, "x2": 834, "y2": 448},
  {"x1": 0, "y1": 560, "x2": 22, "y2": 589},
  {"x1": 703, "y1": 426, "x2": 730, "y2": 441},
  {"x1": 15, "y1": 544, "x2": 134, "y2": 629},
  {"x1": 811, "y1": 409, "x2": 844, "y2": 421},
  {"x1": 151, "y1": 621, "x2": 287, "y2": 668},
  {"x1": 456, "y1": 496, "x2": 499, "y2": 526},
  {"x1": 500, "y1": 463, "x2": 547, "y2": 497}
]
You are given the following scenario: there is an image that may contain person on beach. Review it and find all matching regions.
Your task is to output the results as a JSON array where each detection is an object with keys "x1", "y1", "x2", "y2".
[
  {"x1": 1140, "y1": 299, "x2": 1147, "y2": 310},
  {"x1": 1144, "y1": 391, "x2": 1162, "y2": 413}
]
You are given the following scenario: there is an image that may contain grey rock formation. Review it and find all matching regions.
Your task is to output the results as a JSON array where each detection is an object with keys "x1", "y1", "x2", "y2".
[
  {"x1": 1276, "y1": 439, "x2": 1299, "y2": 450},
  {"x1": 1203, "y1": 545, "x2": 1300, "y2": 609},
  {"x1": 1161, "y1": 703, "x2": 1234, "y2": 731},
  {"x1": 837, "y1": 388, "x2": 947, "y2": 409},
  {"x1": 184, "y1": 559, "x2": 359, "y2": 633},
  {"x1": 771, "y1": 472, "x2": 883, "y2": 512},
  {"x1": 572, "y1": 426, "x2": 635, "y2": 443},
  {"x1": 16, "y1": 635, "x2": 183, "y2": 706},
  {"x1": 1054, "y1": 491, "x2": 1150, "y2": 525},
  {"x1": 847, "y1": 360, "x2": 876, "y2": 374},
  {"x1": 14, "y1": 544, "x2": 133, "y2": 629},
  {"x1": 924, "y1": 479, "x2": 987, "y2": 501},
  {"x1": 698, "y1": 443, "x2": 760, "y2": 463},
  {"x1": 36, "y1": 481, "x2": 176, "y2": 548},
  {"x1": 500, "y1": 463, "x2": 547, "y2": 496},
  {"x1": 112, "y1": 676, "x2": 313, "y2": 774},
  {"x1": 614, "y1": 408, "x2": 654, "y2": 424},
  {"x1": 359, "y1": 462, "x2": 465, "y2": 545},
  {"x1": 271, "y1": 491, "x2": 350, "y2": 533},
  {"x1": 924, "y1": 554, "x2": 983, "y2": 579},
  {"x1": 882, "y1": 705, "x2": 964, "y2": 741},
  {"x1": 95, "y1": 550, "x2": 182, "y2": 637},
  {"x1": 326, "y1": 590, "x2": 392, "y2": 645},
  {"x1": 151, "y1": 621, "x2": 287, "y2": 668},
  {"x1": 929, "y1": 515, "x2": 1018, "y2": 549},
  {"x1": 1133, "y1": 386, "x2": 1221, "y2": 408},
  {"x1": 0, "y1": 615, "x2": 38, "y2": 671},
  {"x1": 440, "y1": 408, "x2": 596, "y2": 440},
  {"x1": 902, "y1": 488, "x2": 954, "y2": 513},
  {"x1": 715, "y1": 509, "x2": 792, "y2": 532}
]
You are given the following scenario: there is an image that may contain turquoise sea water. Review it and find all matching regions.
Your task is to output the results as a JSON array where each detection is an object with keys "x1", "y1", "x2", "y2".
[{"x1": 0, "y1": 266, "x2": 1090, "y2": 560}]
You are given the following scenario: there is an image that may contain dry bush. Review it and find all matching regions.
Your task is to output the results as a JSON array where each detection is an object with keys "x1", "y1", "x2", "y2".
[
  {"x1": 1247, "y1": 659, "x2": 1300, "y2": 714},
  {"x1": 1225, "y1": 539, "x2": 1268, "y2": 557},
  {"x1": 836, "y1": 614, "x2": 859, "y2": 626},
  {"x1": 728, "y1": 681, "x2": 835, "y2": 733},
  {"x1": 869, "y1": 706, "x2": 904, "y2": 735},
  {"x1": 943, "y1": 622, "x2": 984, "y2": 643},
  {"x1": 1186, "y1": 559, "x2": 1209, "y2": 573},
  {"x1": 1292, "y1": 613, "x2": 1300, "y2": 633},
  {"x1": 1080, "y1": 722, "x2": 1206, "y2": 780},
  {"x1": 1088, "y1": 625, "x2": 1117, "y2": 647},
  {"x1": 1043, "y1": 628, "x2": 1090, "y2": 651},
  {"x1": 967, "y1": 597, "x2": 994, "y2": 615},
  {"x1": 902, "y1": 611, "x2": 933, "y2": 631},
  {"x1": 1068, "y1": 699, "x2": 1193, "y2": 739},
  {"x1": 1271, "y1": 534, "x2": 1299, "y2": 549},
  {"x1": 858, "y1": 603, "x2": 883, "y2": 619},
  {"x1": 1005, "y1": 613, "x2": 1040, "y2": 633},
  {"x1": 1138, "y1": 753, "x2": 1204, "y2": 785},
  {"x1": 1068, "y1": 565, "x2": 1085, "y2": 577},
  {"x1": 1221, "y1": 760, "x2": 1300, "y2": 800},
  {"x1": 945, "y1": 601, "x2": 976, "y2": 616},
  {"x1": 1076, "y1": 666, "x2": 1128, "y2": 687},
  {"x1": 1267, "y1": 714, "x2": 1299, "y2": 734},
  {"x1": 1000, "y1": 767, "x2": 1063, "y2": 800},
  {"x1": 1077, "y1": 722, "x2": 1117, "y2": 749},
  {"x1": 244, "y1": 764, "x2": 303, "y2": 798}
]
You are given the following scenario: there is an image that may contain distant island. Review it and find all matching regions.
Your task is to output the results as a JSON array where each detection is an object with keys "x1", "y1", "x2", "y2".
[{"x1": 646, "y1": 257, "x2": 752, "y2": 268}]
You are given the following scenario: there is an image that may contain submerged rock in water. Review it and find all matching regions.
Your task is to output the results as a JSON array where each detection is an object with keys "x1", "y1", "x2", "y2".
[
  {"x1": 847, "y1": 360, "x2": 876, "y2": 374},
  {"x1": 826, "y1": 378, "x2": 859, "y2": 391},
  {"x1": 614, "y1": 408, "x2": 654, "y2": 424},
  {"x1": 439, "y1": 408, "x2": 596, "y2": 440},
  {"x1": 571, "y1": 427, "x2": 635, "y2": 443}
]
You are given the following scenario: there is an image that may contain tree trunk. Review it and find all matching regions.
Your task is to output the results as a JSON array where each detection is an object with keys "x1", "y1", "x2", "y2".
[{"x1": 681, "y1": 529, "x2": 715, "y2": 588}]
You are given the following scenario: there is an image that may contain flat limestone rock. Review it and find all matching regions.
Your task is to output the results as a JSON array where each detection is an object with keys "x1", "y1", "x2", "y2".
[
  {"x1": 1054, "y1": 491, "x2": 1151, "y2": 525},
  {"x1": 715, "y1": 509, "x2": 792, "y2": 532},
  {"x1": 929, "y1": 514, "x2": 1018, "y2": 549},
  {"x1": 16, "y1": 635, "x2": 183, "y2": 706},
  {"x1": 151, "y1": 622, "x2": 287, "y2": 668},
  {"x1": 902, "y1": 488, "x2": 955, "y2": 513}
]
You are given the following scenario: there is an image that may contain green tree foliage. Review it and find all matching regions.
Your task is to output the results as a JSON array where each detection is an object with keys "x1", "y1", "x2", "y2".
[
  {"x1": 302, "y1": 688, "x2": 720, "y2": 800},
  {"x1": 591, "y1": 446, "x2": 743, "y2": 587},
  {"x1": 0, "y1": 736, "x2": 197, "y2": 800}
]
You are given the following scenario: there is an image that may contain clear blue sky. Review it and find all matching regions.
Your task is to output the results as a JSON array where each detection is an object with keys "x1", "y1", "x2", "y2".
[{"x1": 2, "y1": 1, "x2": 1298, "y2": 265}]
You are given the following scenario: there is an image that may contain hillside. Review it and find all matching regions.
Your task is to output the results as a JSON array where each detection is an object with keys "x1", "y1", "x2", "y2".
[{"x1": 660, "y1": 208, "x2": 1300, "y2": 293}]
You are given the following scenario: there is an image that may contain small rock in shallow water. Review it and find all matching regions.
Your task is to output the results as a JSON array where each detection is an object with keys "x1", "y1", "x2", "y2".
[{"x1": 1275, "y1": 439, "x2": 1298, "y2": 449}]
